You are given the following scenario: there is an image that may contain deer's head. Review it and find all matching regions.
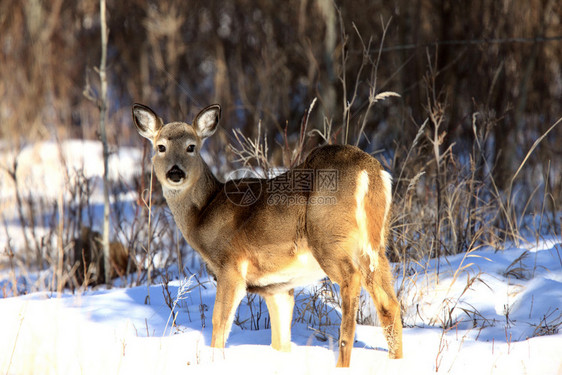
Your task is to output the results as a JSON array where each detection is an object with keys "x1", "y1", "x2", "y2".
[{"x1": 132, "y1": 104, "x2": 221, "y2": 192}]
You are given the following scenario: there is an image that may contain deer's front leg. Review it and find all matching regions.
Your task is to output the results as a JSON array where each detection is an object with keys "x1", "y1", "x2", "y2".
[
  {"x1": 264, "y1": 289, "x2": 294, "y2": 352},
  {"x1": 211, "y1": 273, "x2": 246, "y2": 349}
]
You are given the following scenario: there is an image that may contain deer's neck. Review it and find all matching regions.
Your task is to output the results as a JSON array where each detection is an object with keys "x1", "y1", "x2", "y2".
[{"x1": 163, "y1": 163, "x2": 221, "y2": 243}]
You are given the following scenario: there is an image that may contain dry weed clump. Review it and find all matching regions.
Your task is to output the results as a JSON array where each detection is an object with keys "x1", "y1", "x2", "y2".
[{"x1": 0, "y1": 141, "x2": 185, "y2": 296}]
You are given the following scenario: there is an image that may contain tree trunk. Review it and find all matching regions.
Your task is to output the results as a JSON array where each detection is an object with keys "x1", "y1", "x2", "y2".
[{"x1": 99, "y1": 0, "x2": 111, "y2": 286}]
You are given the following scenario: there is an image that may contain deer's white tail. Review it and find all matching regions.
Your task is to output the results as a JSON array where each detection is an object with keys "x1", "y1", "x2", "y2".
[{"x1": 354, "y1": 169, "x2": 392, "y2": 272}]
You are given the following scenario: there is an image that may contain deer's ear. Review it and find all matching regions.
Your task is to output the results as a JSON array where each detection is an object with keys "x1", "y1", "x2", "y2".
[
  {"x1": 132, "y1": 104, "x2": 163, "y2": 142},
  {"x1": 194, "y1": 104, "x2": 221, "y2": 140}
]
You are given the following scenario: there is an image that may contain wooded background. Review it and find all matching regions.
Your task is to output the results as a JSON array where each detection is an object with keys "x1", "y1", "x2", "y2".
[{"x1": 1, "y1": 0, "x2": 560, "y2": 201}]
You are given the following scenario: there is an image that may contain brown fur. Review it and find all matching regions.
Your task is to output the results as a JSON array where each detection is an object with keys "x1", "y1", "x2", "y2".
[
  {"x1": 132, "y1": 103, "x2": 403, "y2": 367},
  {"x1": 73, "y1": 226, "x2": 134, "y2": 286}
]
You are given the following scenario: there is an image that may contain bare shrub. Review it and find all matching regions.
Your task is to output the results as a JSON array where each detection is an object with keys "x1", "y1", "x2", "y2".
[{"x1": 72, "y1": 226, "x2": 134, "y2": 287}]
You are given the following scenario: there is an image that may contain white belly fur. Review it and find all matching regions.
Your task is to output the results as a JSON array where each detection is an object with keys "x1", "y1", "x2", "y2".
[{"x1": 250, "y1": 251, "x2": 326, "y2": 289}]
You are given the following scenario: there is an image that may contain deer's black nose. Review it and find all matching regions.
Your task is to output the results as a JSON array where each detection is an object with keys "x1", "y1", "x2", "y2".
[{"x1": 166, "y1": 165, "x2": 185, "y2": 182}]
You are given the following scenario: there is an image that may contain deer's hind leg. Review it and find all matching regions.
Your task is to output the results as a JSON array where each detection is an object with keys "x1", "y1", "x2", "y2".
[
  {"x1": 336, "y1": 270, "x2": 361, "y2": 367},
  {"x1": 360, "y1": 253, "x2": 403, "y2": 359},
  {"x1": 311, "y1": 245, "x2": 362, "y2": 367}
]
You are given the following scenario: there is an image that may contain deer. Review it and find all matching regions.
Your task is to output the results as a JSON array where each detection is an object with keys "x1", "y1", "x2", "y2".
[{"x1": 132, "y1": 103, "x2": 403, "y2": 367}]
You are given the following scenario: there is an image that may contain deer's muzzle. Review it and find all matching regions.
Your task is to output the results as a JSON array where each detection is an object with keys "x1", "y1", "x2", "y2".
[{"x1": 166, "y1": 165, "x2": 186, "y2": 183}]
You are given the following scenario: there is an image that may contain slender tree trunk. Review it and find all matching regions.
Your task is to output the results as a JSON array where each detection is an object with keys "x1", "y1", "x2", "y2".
[{"x1": 99, "y1": 0, "x2": 111, "y2": 285}]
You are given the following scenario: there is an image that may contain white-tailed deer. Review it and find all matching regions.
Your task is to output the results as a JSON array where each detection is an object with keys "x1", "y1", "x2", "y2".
[{"x1": 132, "y1": 103, "x2": 403, "y2": 367}]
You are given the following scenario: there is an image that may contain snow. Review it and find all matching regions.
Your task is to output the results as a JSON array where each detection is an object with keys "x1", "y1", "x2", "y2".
[{"x1": 1, "y1": 140, "x2": 561, "y2": 374}]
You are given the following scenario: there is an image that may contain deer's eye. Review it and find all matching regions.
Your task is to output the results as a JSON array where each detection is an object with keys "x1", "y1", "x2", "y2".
[
  {"x1": 157, "y1": 144, "x2": 166, "y2": 153},
  {"x1": 186, "y1": 144, "x2": 195, "y2": 153}
]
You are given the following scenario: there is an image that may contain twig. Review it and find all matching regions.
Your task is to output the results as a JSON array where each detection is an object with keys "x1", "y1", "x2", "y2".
[{"x1": 6, "y1": 307, "x2": 26, "y2": 375}]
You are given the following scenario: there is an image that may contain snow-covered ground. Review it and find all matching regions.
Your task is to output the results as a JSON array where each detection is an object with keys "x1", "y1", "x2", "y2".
[{"x1": 1, "y1": 140, "x2": 561, "y2": 374}]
